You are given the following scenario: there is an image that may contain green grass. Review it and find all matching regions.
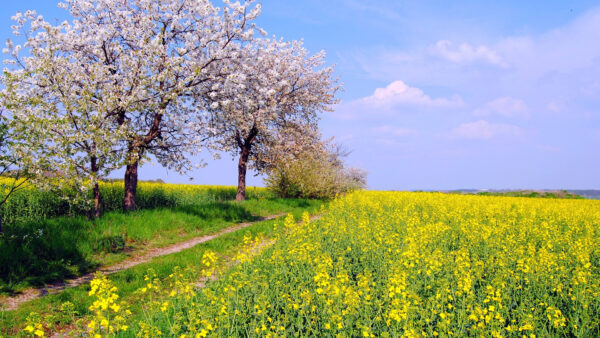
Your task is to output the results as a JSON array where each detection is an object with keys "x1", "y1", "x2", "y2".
[
  {"x1": 0, "y1": 197, "x2": 320, "y2": 294},
  {"x1": 0, "y1": 180, "x2": 269, "y2": 227},
  {"x1": 0, "y1": 203, "x2": 324, "y2": 336}
]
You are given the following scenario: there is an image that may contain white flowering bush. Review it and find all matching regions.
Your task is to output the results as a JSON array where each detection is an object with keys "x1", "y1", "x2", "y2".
[{"x1": 265, "y1": 141, "x2": 367, "y2": 199}]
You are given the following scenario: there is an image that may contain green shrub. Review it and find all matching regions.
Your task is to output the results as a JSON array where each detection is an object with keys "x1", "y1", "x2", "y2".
[{"x1": 264, "y1": 143, "x2": 367, "y2": 199}]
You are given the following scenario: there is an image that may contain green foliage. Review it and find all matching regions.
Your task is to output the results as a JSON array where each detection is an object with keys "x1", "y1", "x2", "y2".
[
  {"x1": 0, "y1": 181, "x2": 270, "y2": 228},
  {"x1": 0, "y1": 120, "x2": 7, "y2": 149},
  {"x1": 0, "y1": 114, "x2": 26, "y2": 217},
  {"x1": 0, "y1": 189, "x2": 318, "y2": 295},
  {"x1": 265, "y1": 143, "x2": 367, "y2": 199}
]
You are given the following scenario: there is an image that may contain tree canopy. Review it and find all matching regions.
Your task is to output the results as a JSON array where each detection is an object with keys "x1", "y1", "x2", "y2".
[{"x1": 0, "y1": 0, "x2": 347, "y2": 215}]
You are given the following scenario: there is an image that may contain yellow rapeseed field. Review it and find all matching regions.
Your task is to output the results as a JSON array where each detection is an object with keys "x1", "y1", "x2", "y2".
[{"x1": 46, "y1": 191, "x2": 600, "y2": 337}]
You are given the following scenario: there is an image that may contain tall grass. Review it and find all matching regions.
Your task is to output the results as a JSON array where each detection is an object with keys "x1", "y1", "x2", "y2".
[
  {"x1": 0, "y1": 180, "x2": 268, "y2": 227},
  {"x1": 0, "y1": 182, "x2": 278, "y2": 294}
]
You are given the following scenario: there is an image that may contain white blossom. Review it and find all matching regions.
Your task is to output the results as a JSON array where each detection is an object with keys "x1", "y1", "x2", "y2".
[
  {"x1": 1, "y1": 0, "x2": 262, "y2": 210},
  {"x1": 204, "y1": 37, "x2": 341, "y2": 199}
]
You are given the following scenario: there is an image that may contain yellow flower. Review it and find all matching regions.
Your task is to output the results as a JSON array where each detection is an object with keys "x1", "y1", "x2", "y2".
[
  {"x1": 89, "y1": 190, "x2": 600, "y2": 336},
  {"x1": 519, "y1": 323, "x2": 534, "y2": 331}
]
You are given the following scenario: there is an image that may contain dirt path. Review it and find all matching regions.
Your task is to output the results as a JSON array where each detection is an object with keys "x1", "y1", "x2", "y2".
[
  {"x1": 1, "y1": 213, "x2": 287, "y2": 312},
  {"x1": 43, "y1": 214, "x2": 322, "y2": 338}
]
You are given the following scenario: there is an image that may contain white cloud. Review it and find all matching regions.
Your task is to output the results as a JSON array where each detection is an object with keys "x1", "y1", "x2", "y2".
[
  {"x1": 375, "y1": 138, "x2": 403, "y2": 147},
  {"x1": 546, "y1": 101, "x2": 566, "y2": 113},
  {"x1": 474, "y1": 97, "x2": 529, "y2": 119},
  {"x1": 450, "y1": 120, "x2": 521, "y2": 140},
  {"x1": 342, "y1": 0, "x2": 402, "y2": 20},
  {"x1": 350, "y1": 7, "x2": 600, "y2": 100},
  {"x1": 495, "y1": 8, "x2": 600, "y2": 75},
  {"x1": 361, "y1": 80, "x2": 464, "y2": 107},
  {"x1": 430, "y1": 40, "x2": 508, "y2": 67},
  {"x1": 371, "y1": 125, "x2": 418, "y2": 137},
  {"x1": 331, "y1": 80, "x2": 464, "y2": 120},
  {"x1": 334, "y1": 133, "x2": 355, "y2": 142},
  {"x1": 580, "y1": 80, "x2": 600, "y2": 96},
  {"x1": 536, "y1": 145, "x2": 563, "y2": 152}
]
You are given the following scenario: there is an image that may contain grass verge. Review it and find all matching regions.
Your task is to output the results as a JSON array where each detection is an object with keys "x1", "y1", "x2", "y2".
[
  {"x1": 0, "y1": 200, "x2": 324, "y2": 336},
  {"x1": 0, "y1": 198, "x2": 318, "y2": 294}
]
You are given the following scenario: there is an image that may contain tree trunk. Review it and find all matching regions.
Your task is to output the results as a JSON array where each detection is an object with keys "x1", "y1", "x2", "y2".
[
  {"x1": 93, "y1": 182, "x2": 101, "y2": 219},
  {"x1": 236, "y1": 145, "x2": 250, "y2": 201},
  {"x1": 0, "y1": 214, "x2": 3, "y2": 235},
  {"x1": 88, "y1": 156, "x2": 102, "y2": 220},
  {"x1": 235, "y1": 126, "x2": 258, "y2": 202},
  {"x1": 121, "y1": 105, "x2": 162, "y2": 212},
  {"x1": 124, "y1": 160, "x2": 139, "y2": 211}
]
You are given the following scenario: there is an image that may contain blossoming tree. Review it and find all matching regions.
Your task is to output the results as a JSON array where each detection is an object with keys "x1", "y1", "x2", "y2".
[
  {"x1": 2, "y1": 17, "x2": 130, "y2": 218},
  {"x1": 3, "y1": 0, "x2": 262, "y2": 211},
  {"x1": 206, "y1": 39, "x2": 340, "y2": 200}
]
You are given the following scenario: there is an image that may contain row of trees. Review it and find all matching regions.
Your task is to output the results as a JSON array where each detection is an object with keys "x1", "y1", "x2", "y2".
[{"x1": 0, "y1": 0, "x2": 342, "y2": 222}]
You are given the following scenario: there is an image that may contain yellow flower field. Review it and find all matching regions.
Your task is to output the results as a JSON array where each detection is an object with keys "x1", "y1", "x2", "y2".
[{"x1": 94, "y1": 192, "x2": 600, "y2": 336}]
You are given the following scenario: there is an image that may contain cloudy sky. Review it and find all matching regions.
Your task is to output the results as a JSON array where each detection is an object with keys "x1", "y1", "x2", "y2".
[{"x1": 2, "y1": 1, "x2": 599, "y2": 190}]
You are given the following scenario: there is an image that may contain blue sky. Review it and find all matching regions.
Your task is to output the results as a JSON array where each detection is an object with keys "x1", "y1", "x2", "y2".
[{"x1": 2, "y1": 1, "x2": 599, "y2": 190}]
